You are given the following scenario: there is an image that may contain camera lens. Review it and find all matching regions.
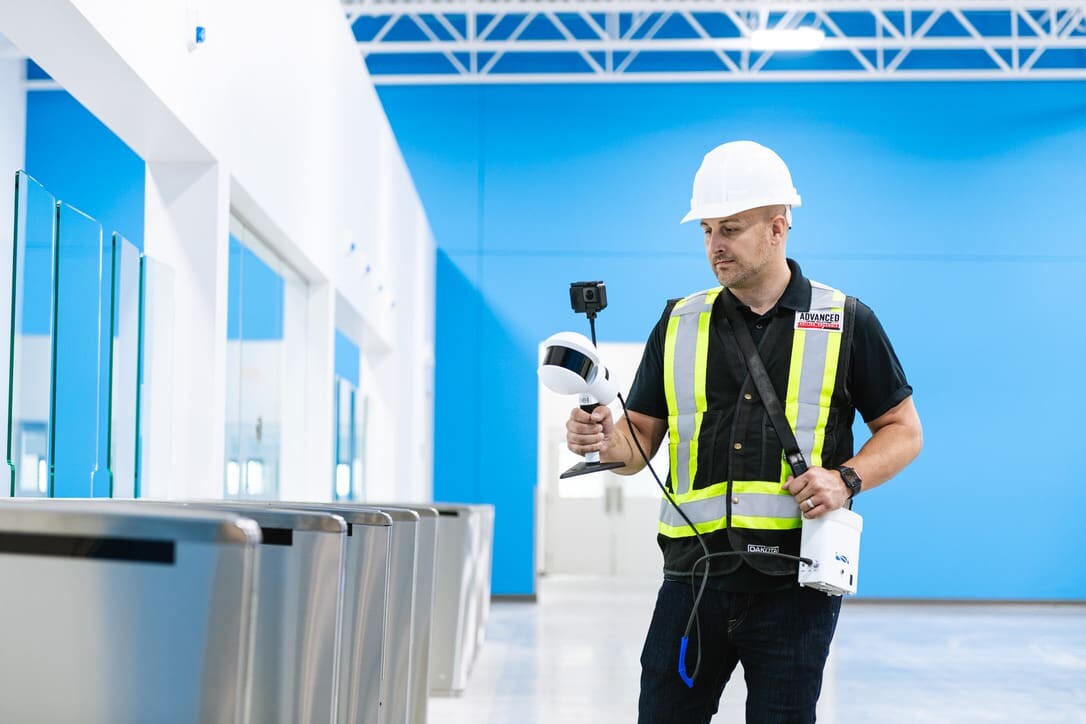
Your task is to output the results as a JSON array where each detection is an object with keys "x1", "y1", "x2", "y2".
[{"x1": 584, "y1": 289, "x2": 596, "y2": 301}]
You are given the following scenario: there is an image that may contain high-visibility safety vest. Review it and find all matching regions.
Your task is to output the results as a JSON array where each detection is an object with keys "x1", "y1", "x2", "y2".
[{"x1": 659, "y1": 281, "x2": 852, "y2": 543}]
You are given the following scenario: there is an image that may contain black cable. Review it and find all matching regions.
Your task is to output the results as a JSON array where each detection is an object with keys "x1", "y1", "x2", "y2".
[
  {"x1": 616, "y1": 392, "x2": 711, "y2": 684},
  {"x1": 614, "y1": 392, "x2": 813, "y2": 689}
]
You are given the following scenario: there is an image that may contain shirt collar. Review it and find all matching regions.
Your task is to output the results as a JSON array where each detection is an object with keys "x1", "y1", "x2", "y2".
[
  {"x1": 778, "y1": 258, "x2": 810, "y2": 313},
  {"x1": 723, "y1": 258, "x2": 810, "y2": 315}
]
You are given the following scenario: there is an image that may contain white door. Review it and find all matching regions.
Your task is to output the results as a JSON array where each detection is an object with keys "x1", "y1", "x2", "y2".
[{"x1": 539, "y1": 342, "x2": 668, "y2": 577}]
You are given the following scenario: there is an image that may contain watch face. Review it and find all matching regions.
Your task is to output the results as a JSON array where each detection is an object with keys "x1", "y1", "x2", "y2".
[{"x1": 838, "y1": 466, "x2": 861, "y2": 493}]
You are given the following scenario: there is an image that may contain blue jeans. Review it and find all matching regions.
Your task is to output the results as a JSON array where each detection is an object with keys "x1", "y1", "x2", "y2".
[{"x1": 638, "y1": 580, "x2": 842, "y2": 724}]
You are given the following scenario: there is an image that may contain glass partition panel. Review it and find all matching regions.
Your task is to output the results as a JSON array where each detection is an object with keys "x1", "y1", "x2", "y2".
[
  {"x1": 107, "y1": 234, "x2": 141, "y2": 498},
  {"x1": 226, "y1": 231, "x2": 284, "y2": 499},
  {"x1": 236, "y1": 241, "x2": 282, "y2": 499},
  {"x1": 52, "y1": 202, "x2": 108, "y2": 499},
  {"x1": 6, "y1": 172, "x2": 56, "y2": 497},
  {"x1": 224, "y1": 237, "x2": 243, "y2": 496},
  {"x1": 138, "y1": 256, "x2": 174, "y2": 499},
  {"x1": 353, "y1": 393, "x2": 368, "y2": 500},
  {"x1": 333, "y1": 376, "x2": 353, "y2": 500},
  {"x1": 225, "y1": 215, "x2": 306, "y2": 500}
]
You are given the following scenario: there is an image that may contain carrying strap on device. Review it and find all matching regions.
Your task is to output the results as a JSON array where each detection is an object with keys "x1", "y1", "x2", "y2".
[{"x1": 718, "y1": 290, "x2": 857, "y2": 509}]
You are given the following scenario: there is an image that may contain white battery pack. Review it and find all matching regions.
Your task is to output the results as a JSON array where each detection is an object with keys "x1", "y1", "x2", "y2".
[{"x1": 798, "y1": 508, "x2": 863, "y2": 596}]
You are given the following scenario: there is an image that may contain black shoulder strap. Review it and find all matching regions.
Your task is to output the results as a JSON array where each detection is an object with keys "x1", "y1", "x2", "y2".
[
  {"x1": 839, "y1": 296, "x2": 858, "y2": 407},
  {"x1": 717, "y1": 292, "x2": 809, "y2": 477}
]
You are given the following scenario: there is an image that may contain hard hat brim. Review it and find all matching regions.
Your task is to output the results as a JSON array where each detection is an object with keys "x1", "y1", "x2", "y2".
[{"x1": 680, "y1": 195, "x2": 802, "y2": 224}]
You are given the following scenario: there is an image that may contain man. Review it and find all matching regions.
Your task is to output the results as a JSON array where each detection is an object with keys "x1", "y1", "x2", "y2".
[{"x1": 565, "y1": 140, "x2": 922, "y2": 723}]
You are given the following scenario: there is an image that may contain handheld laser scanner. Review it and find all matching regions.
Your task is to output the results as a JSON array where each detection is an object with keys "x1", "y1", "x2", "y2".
[{"x1": 538, "y1": 332, "x2": 623, "y2": 478}]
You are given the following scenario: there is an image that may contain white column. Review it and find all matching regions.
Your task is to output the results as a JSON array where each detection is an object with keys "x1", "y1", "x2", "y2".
[
  {"x1": 0, "y1": 49, "x2": 25, "y2": 473},
  {"x1": 142, "y1": 161, "x2": 229, "y2": 500}
]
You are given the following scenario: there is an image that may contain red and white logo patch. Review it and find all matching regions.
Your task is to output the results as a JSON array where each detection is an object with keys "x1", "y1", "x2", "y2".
[{"x1": 795, "y1": 311, "x2": 843, "y2": 331}]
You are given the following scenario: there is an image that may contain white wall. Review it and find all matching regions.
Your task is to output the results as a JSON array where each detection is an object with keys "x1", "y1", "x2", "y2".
[{"x1": 0, "y1": 1, "x2": 435, "y2": 502}]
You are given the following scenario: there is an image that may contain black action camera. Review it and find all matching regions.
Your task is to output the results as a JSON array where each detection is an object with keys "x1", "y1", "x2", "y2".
[{"x1": 569, "y1": 281, "x2": 607, "y2": 318}]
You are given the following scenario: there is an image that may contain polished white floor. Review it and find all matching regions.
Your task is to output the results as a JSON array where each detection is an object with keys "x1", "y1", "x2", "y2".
[{"x1": 429, "y1": 576, "x2": 1086, "y2": 724}]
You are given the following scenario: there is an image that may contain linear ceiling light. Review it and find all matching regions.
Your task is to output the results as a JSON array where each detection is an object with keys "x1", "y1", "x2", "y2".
[{"x1": 749, "y1": 27, "x2": 826, "y2": 52}]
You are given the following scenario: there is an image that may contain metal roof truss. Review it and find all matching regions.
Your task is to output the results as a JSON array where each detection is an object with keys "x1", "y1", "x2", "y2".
[{"x1": 343, "y1": 0, "x2": 1086, "y2": 83}]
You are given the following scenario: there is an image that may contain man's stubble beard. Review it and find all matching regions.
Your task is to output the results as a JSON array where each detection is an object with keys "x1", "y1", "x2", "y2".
[{"x1": 712, "y1": 230, "x2": 775, "y2": 290}]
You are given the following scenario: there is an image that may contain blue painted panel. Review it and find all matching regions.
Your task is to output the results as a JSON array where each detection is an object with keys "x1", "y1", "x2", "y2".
[
  {"x1": 335, "y1": 330, "x2": 360, "y2": 387},
  {"x1": 433, "y1": 249, "x2": 483, "y2": 506},
  {"x1": 25, "y1": 91, "x2": 144, "y2": 250},
  {"x1": 227, "y1": 235, "x2": 284, "y2": 341},
  {"x1": 381, "y1": 81, "x2": 1086, "y2": 599}
]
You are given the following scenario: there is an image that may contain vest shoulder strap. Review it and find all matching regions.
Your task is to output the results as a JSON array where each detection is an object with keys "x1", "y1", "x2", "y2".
[{"x1": 670, "y1": 287, "x2": 723, "y2": 317}]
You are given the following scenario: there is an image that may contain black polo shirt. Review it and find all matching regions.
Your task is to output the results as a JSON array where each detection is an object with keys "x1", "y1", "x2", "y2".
[{"x1": 625, "y1": 259, "x2": 912, "y2": 591}]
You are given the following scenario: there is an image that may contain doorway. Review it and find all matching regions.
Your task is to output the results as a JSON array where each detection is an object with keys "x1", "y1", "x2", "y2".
[{"x1": 538, "y1": 342, "x2": 668, "y2": 577}]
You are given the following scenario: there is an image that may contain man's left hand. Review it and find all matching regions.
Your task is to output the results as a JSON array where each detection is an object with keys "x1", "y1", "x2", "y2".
[{"x1": 782, "y1": 467, "x2": 850, "y2": 519}]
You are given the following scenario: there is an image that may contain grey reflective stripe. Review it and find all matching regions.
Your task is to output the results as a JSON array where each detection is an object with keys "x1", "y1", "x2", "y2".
[
  {"x1": 669, "y1": 290, "x2": 717, "y2": 496},
  {"x1": 794, "y1": 332, "x2": 831, "y2": 465},
  {"x1": 809, "y1": 282, "x2": 840, "y2": 312},
  {"x1": 659, "y1": 492, "x2": 799, "y2": 528},
  {"x1": 794, "y1": 282, "x2": 845, "y2": 467},
  {"x1": 659, "y1": 495, "x2": 724, "y2": 529}
]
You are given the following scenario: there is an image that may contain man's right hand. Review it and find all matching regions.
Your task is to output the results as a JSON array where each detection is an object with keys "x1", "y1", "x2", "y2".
[{"x1": 565, "y1": 405, "x2": 616, "y2": 456}]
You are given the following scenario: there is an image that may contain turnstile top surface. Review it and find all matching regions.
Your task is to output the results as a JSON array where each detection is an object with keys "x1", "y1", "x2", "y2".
[
  {"x1": 333, "y1": 503, "x2": 420, "y2": 523},
  {"x1": 183, "y1": 502, "x2": 347, "y2": 533},
  {"x1": 272, "y1": 502, "x2": 393, "y2": 527},
  {"x1": 365, "y1": 502, "x2": 439, "y2": 519},
  {"x1": 0, "y1": 501, "x2": 262, "y2": 544}
]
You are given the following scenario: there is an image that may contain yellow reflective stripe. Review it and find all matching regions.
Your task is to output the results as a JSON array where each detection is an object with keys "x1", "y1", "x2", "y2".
[
  {"x1": 732, "y1": 480, "x2": 790, "y2": 496},
  {"x1": 658, "y1": 517, "x2": 728, "y2": 538},
  {"x1": 731, "y1": 515, "x2": 803, "y2": 531},
  {"x1": 663, "y1": 315, "x2": 680, "y2": 420},
  {"x1": 670, "y1": 479, "x2": 729, "y2": 504},
  {"x1": 667, "y1": 480, "x2": 790, "y2": 504},
  {"x1": 663, "y1": 315, "x2": 681, "y2": 490},
  {"x1": 782, "y1": 329, "x2": 806, "y2": 483},
  {"x1": 785, "y1": 329, "x2": 805, "y2": 425},
  {"x1": 810, "y1": 317, "x2": 843, "y2": 468}
]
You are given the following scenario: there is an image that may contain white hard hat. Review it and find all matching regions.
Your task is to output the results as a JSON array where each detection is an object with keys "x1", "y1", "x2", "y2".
[{"x1": 681, "y1": 140, "x2": 802, "y2": 224}]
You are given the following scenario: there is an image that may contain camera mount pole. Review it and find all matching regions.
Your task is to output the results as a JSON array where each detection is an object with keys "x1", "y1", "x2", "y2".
[
  {"x1": 560, "y1": 287, "x2": 623, "y2": 479},
  {"x1": 586, "y1": 310, "x2": 598, "y2": 346}
]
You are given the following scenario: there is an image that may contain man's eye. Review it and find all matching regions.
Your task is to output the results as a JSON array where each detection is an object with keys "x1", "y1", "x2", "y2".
[{"x1": 724, "y1": 227, "x2": 739, "y2": 234}]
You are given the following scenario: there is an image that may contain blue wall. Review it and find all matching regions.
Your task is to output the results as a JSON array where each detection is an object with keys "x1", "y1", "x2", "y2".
[{"x1": 380, "y1": 82, "x2": 1086, "y2": 599}]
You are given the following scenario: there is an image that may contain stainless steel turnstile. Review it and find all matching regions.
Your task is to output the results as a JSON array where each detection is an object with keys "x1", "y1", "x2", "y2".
[
  {"x1": 428, "y1": 503, "x2": 495, "y2": 696},
  {"x1": 0, "y1": 502, "x2": 261, "y2": 724},
  {"x1": 369, "y1": 506, "x2": 420, "y2": 724},
  {"x1": 269, "y1": 502, "x2": 395, "y2": 724},
  {"x1": 368, "y1": 504, "x2": 439, "y2": 724},
  {"x1": 185, "y1": 503, "x2": 347, "y2": 724}
]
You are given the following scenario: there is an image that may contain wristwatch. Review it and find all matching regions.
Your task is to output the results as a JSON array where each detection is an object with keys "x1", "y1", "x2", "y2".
[{"x1": 835, "y1": 465, "x2": 862, "y2": 498}]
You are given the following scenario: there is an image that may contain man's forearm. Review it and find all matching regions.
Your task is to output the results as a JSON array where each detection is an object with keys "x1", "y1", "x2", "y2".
[{"x1": 846, "y1": 402, "x2": 923, "y2": 495}]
